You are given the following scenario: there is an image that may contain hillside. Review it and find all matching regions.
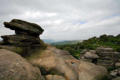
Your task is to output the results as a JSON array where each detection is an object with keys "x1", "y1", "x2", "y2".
[
  {"x1": 51, "y1": 40, "x2": 82, "y2": 45},
  {"x1": 42, "y1": 39, "x2": 56, "y2": 44},
  {"x1": 54, "y1": 34, "x2": 120, "y2": 59}
]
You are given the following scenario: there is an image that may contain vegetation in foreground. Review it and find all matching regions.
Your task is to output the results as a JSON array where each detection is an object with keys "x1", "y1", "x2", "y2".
[{"x1": 54, "y1": 34, "x2": 120, "y2": 59}]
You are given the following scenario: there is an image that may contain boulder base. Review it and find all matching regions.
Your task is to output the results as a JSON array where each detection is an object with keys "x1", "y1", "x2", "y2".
[
  {"x1": 0, "y1": 49, "x2": 41, "y2": 80},
  {"x1": 28, "y1": 46, "x2": 108, "y2": 80}
]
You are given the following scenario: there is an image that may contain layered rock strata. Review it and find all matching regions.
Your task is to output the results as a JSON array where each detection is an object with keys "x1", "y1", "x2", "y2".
[
  {"x1": 0, "y1": 19, "x2": 46, "y2": 56},
  {"x1": 96, "y1": 47, "x2": 120, "y2": 68}
]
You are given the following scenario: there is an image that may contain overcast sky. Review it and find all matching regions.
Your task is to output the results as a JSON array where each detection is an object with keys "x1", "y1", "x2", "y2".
[{"x1": 0, "y1": 0, "x2": 120, "y2": 41}]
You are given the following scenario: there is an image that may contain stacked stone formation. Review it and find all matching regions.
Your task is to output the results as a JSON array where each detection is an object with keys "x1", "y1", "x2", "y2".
[
  {"x1": 80, "y1": 50, "x2": 99, "y2": 64},
  {"x1": 96, "y1": 47, "x2": 119, "y2": 68},
  {"x1": 1, "y1": 19, "x2": 45, "y2": 48}
]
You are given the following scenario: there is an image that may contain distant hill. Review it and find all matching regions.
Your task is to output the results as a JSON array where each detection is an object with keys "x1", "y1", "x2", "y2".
[
  {"x1": 42, "y1": 39, "x2": 56, "y2": 44},
  {"x1": 54, "y1": 34, "x2": 120, "y2": 59},
  {"x1": 42, "y1": 39, "x2": 82, "y2": 45},
  {"x1": 51, "y1": 40, "x2": 82, "y2": 45}
]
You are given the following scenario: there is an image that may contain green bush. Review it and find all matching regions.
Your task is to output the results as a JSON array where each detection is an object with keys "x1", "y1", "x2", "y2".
[{"x1": 54, "y1": 34, "x2": 120, "y2": 59}]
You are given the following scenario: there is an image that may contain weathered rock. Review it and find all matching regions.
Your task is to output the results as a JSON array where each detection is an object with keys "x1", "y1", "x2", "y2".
[
  {"x1": 115, "y1": 62, "x2": 120, "y2": 67},
  {"x1": 110, "y1": 69, "x2": 120, "y2": 77},
  {"x1": 89, "y1": 50, "x2": 96, "y2": 54},
  {"x1": 0, "y1": 49, "x2": 41, "y2": 80},
  {"x1": 4, "y1": 19, "x2": 44, "y2": 36},
  {"x1": 112, "y1": 77, "x2": 120, "y2": 80},
  {"x1": 45, "y1": 75, "x2": 65, "y2": 80},
  {"x1": 1, "y1": 19, "x2": 47, "y2": 56},
  {"x1": 96, "y1": 47, "x2": 114, "y2": 53},
  {"x1": 83, "y1": 52, "x2": 99, "y2": 59},
  {"x1": 1, "y1": 35, "x2": 41, "y2": 46},
  {"x1": 28, "y1": 45, "x2": 107, "y2": 80},
  {"x1": 78, "y1": 60, "x2": 107, "y2": 80},
  {"x1": 0, "y1": 45, "x2": 24, "y2": 54},
  {"x1": 0, "y1": 41, "x2": 3, "y2": 45},
  {"x1": 96, "y1": 47, "x2": 119, "y2": 68},
  {"x1": 80, "y1": 50, "x2": 99, "y2": 64}
]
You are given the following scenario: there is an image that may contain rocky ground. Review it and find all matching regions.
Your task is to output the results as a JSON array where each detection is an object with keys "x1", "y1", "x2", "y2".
[
  {"x1": 0, "y1": 19, "x2": 119, "y2": 80},
  {"x1": 80, "y1": 47, "x2": 120, "y2": 80}
]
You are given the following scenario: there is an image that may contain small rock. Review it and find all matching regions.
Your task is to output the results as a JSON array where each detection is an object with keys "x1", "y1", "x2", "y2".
[
  {"x1": 89, "y1": 50, "x2": 96, "y2": 54},
  {"x1": 110, "y1": 69, "x2": 120, "y2": 77},
  {"x1": 84, "y1": 52, "x2": 99, "y2": 59},
  {"x1": 115, "y1": 62, "x2": 120, "y2": 67},
  {"x1": 45, "y1": 75, "x2": 65, "y2": 80}
]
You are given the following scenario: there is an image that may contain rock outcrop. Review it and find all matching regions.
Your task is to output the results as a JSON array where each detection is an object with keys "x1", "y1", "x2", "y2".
[
  {"x1": 81, "y1": 47, "x2": 120, "y2": 67},
  {"x1": 28, "y1": 46, "x2": 107, "y2": 80},
  {"x1": 0, "y1": 19, "x2": 108, "y2": 80},
  {"x1": 0, "y1": 49, "x2": 41, "y2": 80},
  {"x1": 96, "y1": 47, "x2": 120, "y2": 68},
  {"x1": 81, "y1": 50, "x2": 99, "y2": 64},
  {"x1": 0, "y1": 19, "x2": 46, "y2": 56},
  {"x1": 80, "y1": 47, "x2": 120, "y2": 80},
  {"x1": 4, "y1": 19, "x2": 44, "y2": 36}
]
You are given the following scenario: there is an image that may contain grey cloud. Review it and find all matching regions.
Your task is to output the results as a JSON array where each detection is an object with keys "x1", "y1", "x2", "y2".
[{"x1": 0, "y1": 0, "x2": 120, "y2": 41}]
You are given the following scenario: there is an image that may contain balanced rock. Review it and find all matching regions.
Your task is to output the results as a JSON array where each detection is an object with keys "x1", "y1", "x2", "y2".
[
  {"x1": 1, "y1": 19, "x2": 47, "y2": 56},
  {"x1": 4, "y1": 19, "x2": 44, "y2": 36}
]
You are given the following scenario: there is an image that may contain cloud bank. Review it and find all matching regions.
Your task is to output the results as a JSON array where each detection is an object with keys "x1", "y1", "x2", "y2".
[{"x1": 0, "y1": 0, "x2": 120, "y2": 41}]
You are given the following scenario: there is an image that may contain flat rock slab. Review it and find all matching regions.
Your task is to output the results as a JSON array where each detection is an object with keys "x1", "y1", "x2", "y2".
[{"x1": 4, "y1": 19, "x2": 44, "y2": 35}]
